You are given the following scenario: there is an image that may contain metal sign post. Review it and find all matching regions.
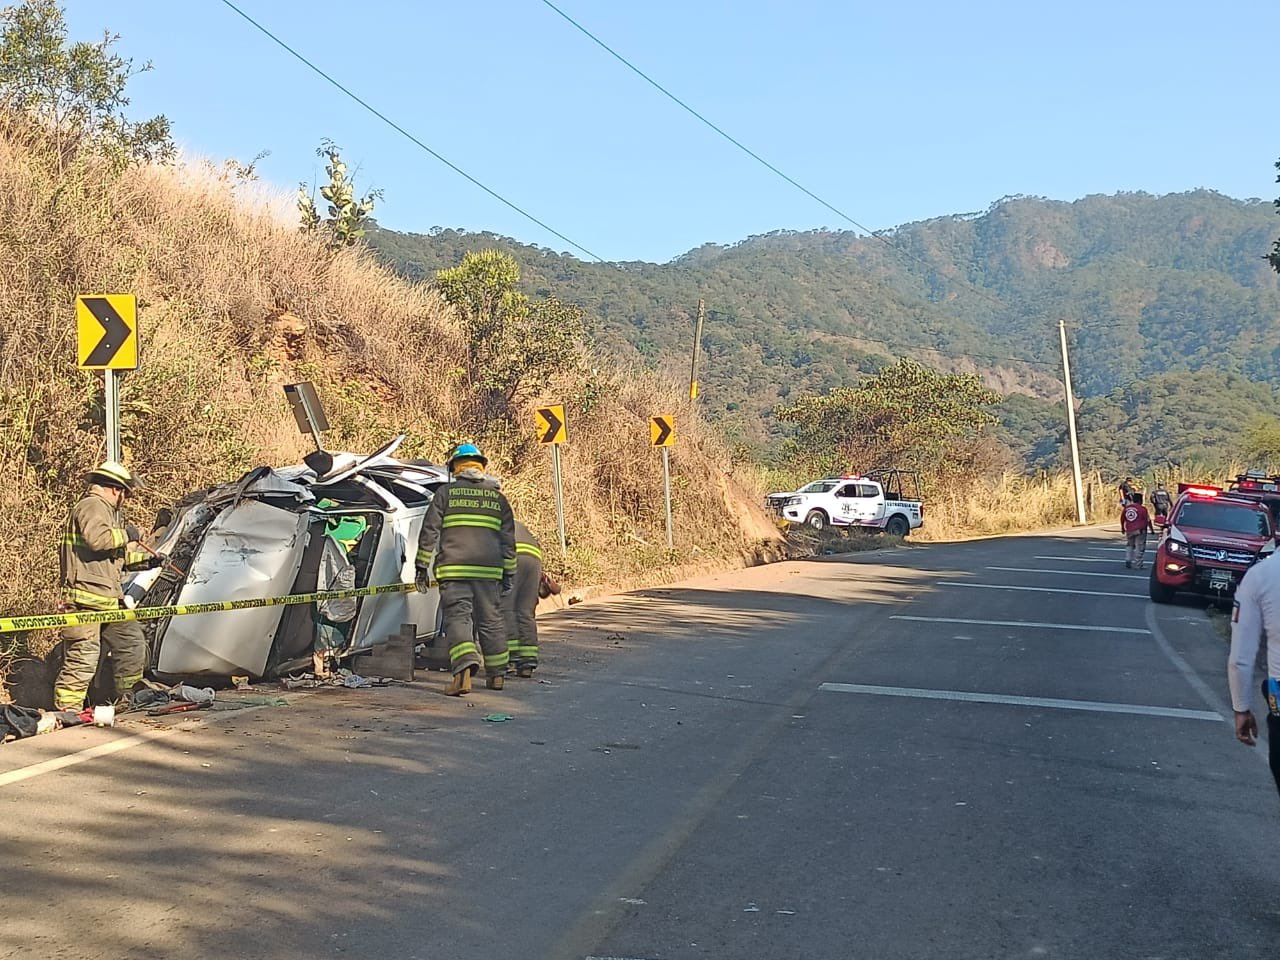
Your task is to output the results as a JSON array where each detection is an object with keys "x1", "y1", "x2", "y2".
[
  {"x1": 77, "y1": 294, "x2": 139, "y2": 462},
  {"x1": 661, "y1": 446, "x2": 673, "y2": 549},
  {"x1": 551, "y1": 444, "x2": 567, "y2": 552},
  {"x1": 536, "y1": 405, "x2": 569, "y2": 552},
  {"x1": 650, "y1": 415, "x2": 676, "y2": 549},
  {"x1": 104, "y1": 370, "x2": 122, "y2": 463}
]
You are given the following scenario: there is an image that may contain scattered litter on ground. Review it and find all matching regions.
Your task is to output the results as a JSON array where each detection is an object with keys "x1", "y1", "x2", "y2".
[
  {"x1": 281, "y1": 669, "x2": 398, "y2": 690},
  {"x1": 132, "y1": 689, "x2": 170, "y2": 709},
  {"x1": 482, "y1": 713, "x2": 513, "y2": 722},
  {"x1": 281, "y1": 673, "x2": 322, "y2": 689},
  {"x1": 147, "y1": 701, "x2": 209, "y2": 717},
  {"x1": 1, "y1": 705, "x2": 86, "y2": 743},
  {"x1": 212, "y1": 696, "x2": 289, "y2": 710},
  {"x1": 173, "y1": 684, "x2": 215, "y2": 704}
]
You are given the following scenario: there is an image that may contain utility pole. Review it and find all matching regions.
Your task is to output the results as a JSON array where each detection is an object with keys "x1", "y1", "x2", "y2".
[
  {"x1": 1058, "y1": 318, "x2": 1087, "y2": 524},
  {"x1": 688, "y1": 299, "x2": 705, "y2": 402}
]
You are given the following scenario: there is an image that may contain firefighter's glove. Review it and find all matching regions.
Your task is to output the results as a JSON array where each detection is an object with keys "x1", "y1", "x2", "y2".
[
  {"x1": 501, "y1": 573, "x2": 514, "y2": 596},
  {"x1": 146, "y1": 553, "x2": 168, "y2": 570},
  {"x1": 125, "y1": 522, "x2": 142, "y2": 543},
  {"x1": 414, "y1": 568, "x2": 433, "y2": 593}
]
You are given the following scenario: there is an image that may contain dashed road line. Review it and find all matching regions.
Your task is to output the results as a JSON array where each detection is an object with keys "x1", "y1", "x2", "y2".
[
  {"x1": 1036, "y1": 556, "x2": 1135, "y2": 564},
  {"x1": 890, "y1": 615, "x2": 1149, "y2": 635},
  {"x1": 0, "y1": 695, "x2": 306, "y2": 788},
  {"x1": 987, "y1": 566, "x2": 1146, "y2": 580},
  {"x1": 937, "y1": 581, "x2": 1144, "y2": 599},
  {"x1": 818, "y1": 682, "x2": 1222, "y2": 722}
]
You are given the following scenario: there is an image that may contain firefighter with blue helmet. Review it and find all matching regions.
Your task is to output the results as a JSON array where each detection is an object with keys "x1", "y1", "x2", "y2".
[{"x1": 416, "y1": 443, "x2": 516, "y2": 695}]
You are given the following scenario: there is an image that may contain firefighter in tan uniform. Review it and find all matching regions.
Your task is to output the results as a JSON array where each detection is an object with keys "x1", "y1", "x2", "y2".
[
  {"x1": 54, "y1": 461, "x2": 158, "y2": 710},
  {"x1": 416, "y1": 443, "x2": 516, "y2": 696},
  {"x1": 504, "y1": 520, "x2": 543, "y2": 677}
]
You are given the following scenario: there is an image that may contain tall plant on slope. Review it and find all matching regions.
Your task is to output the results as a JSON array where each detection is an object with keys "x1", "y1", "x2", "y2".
[{"x1": 297, "y1": 140, "x2": 382, "y2": 249}]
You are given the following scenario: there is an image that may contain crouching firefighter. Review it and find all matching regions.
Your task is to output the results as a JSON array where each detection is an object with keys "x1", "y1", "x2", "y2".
[
  {"x1": 54, "y1": 461, "x2": 162, "y2": 711},
  {"x1": 505, "y1": 520, "x2": 543, "y2": 678},
  {"x1": 416, "y1": 443, "x2": 516, "y2": 696}
]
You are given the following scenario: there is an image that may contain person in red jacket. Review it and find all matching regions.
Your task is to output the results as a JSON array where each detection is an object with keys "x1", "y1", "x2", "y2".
[{"x1": 1121, "y1": 491, "x2": 1154, "y2": 569}]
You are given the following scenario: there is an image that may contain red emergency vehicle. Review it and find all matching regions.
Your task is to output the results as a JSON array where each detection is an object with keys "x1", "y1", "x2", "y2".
[
  {"x1": 1227, "y1": 472, "x2": 1280, "y2": 530},
  {"x1": 1148, "y1": 483, "x2": 1276, "y2": 604}
]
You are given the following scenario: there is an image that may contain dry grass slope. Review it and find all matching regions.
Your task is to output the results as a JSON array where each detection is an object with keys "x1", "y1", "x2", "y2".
[{"x1": 0, "y1": 116, "x2": 780, "y2": 683}]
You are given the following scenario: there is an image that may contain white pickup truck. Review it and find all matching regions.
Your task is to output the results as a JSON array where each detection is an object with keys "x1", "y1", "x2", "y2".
[{"x1": 766, "y1": 469, "x2": 924, "y2": 537}]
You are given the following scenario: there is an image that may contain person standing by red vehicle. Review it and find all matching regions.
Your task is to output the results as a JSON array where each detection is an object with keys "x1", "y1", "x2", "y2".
[
  {"x1": 1228, "y1": 553, "x2": 1280, "y2": 799},
  {"x1": 1121, "y1": 491, "x2": 1154, "y2": 569}
]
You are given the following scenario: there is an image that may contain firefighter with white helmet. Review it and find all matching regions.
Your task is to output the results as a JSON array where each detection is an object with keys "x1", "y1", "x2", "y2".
[
  {"x1": 53, "y1": 461, "x2": 160, "y2": 710},
  {"x1": 415, "y1": 443, "x2": 516, "y2": 696}
]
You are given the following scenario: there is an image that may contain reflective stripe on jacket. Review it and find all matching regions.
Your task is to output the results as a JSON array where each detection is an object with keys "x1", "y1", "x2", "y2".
[
  {"x1": 514, "y1": 519, "x2": 542, "y2": 561},
  {"x1": 60, "y1": 492, "x2": 133, "y2": 608},
  {"x1": 416, "y1": 471, "x2": 515, "y2": 581}
]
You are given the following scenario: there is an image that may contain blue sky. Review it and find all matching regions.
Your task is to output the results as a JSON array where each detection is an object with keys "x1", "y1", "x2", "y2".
[{"x1": 65, "y1": 1, "x2": 1279, "y2": 263}]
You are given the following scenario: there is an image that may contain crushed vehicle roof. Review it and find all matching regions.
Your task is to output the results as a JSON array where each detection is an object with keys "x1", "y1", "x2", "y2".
[{"x1": 125, "y1": 435, "x2": 449, "y2": 681}]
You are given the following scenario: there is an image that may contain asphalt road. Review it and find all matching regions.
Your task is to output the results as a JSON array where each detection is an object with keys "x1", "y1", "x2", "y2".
[{"x1": 2, "y1": 526, "x2": 1276, "y2": 960}]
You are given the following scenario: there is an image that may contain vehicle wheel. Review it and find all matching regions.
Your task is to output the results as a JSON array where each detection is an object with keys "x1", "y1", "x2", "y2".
[
  {"x1": 885, "y1": 515, "x2": 910, "y2": 538},
  {"x1": 1148, "y1": 568, "x2": 1175, "y2": 604},
  {"x1": 804, "y1": 510, "x2": 828, "y2": 531}
]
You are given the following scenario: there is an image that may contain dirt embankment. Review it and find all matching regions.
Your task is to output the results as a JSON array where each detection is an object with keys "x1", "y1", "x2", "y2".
[{"x1": 0, "y1": 115, "x2": 781, "y2": 695}]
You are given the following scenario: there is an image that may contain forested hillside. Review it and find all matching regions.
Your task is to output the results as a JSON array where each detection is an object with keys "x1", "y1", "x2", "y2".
[{"x1": 369, "y1": 190, "x2": 1280, "y2": 470}]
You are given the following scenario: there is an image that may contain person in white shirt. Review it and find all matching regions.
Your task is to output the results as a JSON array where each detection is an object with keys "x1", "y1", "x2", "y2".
[{"x1": 1228, "y1": 553, "x2": 1280, "y2": 797}]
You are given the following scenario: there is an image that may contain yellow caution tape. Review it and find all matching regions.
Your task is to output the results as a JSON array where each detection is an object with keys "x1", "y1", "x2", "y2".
[{"x1": 0, "y1": 582, "x2": 417, "y2": 634}]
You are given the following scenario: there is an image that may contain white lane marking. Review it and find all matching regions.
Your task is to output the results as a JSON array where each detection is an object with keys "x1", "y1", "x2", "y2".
[
  {"x1": 0, "y1": 732, "x2": 159, "y2": 787},
  {"x1": 938, "y1": 581, "x2": 1144, "y2": 599},
  {"x1": 0, "y1": 696, "x2": 305, "y2": 789},
  {"x1": 1144, "y1": 604, "x2": 1230, "y2": 718},
  {"x1": 818, "y1": 682, "x2": 1222, "y2": 722},
  {"x1": 1036, "y1": 556, "x2": 1136, "y2": 564},
  {"x1": 1088, "y1": 547, "x2": 1129, "y2": 553},
  {"x1": 988, "y1": 566, "x2": 1146, "y2": 580},
  {"x1": 891, "y1": 615, "x2": 1149, "y2": 635}
]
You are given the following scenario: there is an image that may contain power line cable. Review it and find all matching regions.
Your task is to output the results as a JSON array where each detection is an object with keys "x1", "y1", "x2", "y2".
[
  {"x1": 538, "y1": 0, "x2": 881, "y2": 240},
  {"x1": 537, "y1": 0, "x2": 1056, "y2": 362},
  {"x1": 219, "y1": 0, "x2": 607, "y2": 263}
]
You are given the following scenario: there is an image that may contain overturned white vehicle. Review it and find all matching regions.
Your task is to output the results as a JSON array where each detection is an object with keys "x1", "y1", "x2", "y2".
[{"x1": 124, "y1": 437, "x2": 446, "y2": 681}]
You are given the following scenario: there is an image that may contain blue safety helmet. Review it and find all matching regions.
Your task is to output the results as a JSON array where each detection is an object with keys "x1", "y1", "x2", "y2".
[{"x1": 446, "y1": 442, "x2": 487, "y2": 468}]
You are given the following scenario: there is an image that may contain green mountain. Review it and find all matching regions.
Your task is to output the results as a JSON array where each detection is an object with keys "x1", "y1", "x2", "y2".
[{"x1": 367, "y1": 190, "x2": 1280, "y2": 466}]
